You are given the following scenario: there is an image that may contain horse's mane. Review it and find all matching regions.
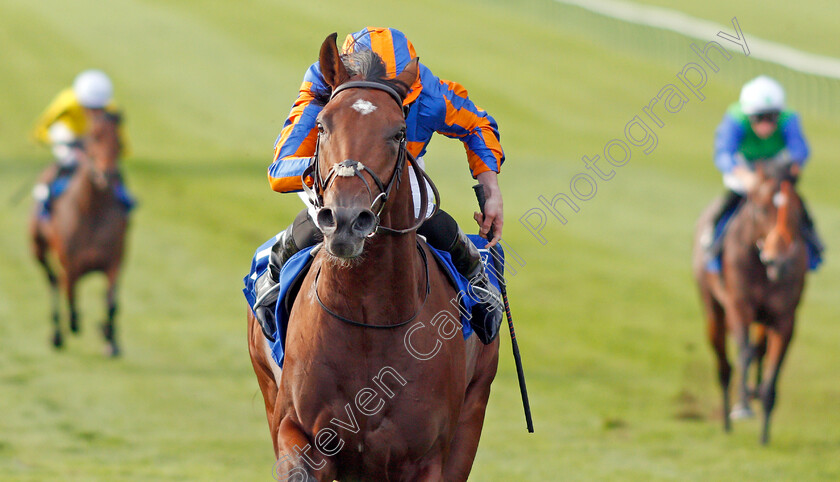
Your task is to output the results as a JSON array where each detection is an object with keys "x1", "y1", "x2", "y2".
[{"x1": 312, "y1": 49, "x2": 408, "y2": 105}]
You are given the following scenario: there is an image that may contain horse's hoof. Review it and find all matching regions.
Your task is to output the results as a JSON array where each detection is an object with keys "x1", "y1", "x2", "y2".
[
  {"x1": 70, "y1": 320, "x2": 80, "y2": 334},
  {"x1": 105, "y1": 343, "x2": 121, "y2": 358},
  {"x1": 51, "y1": 332, "x2": 64, "y2": 349},
  {"x1": 730, "y1": 404, "x2": 755, "y2": 420}
]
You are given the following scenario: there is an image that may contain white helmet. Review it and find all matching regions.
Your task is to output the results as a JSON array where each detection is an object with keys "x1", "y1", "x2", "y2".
[
  {"x1": 73, "y1": 69, "x2": 113, "y2": 108},
  {"x1": 739, "y1": 75, "x2": 785, "y2": 115}
]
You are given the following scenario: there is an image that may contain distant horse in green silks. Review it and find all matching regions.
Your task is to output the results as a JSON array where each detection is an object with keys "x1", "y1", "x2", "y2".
[
  {"x1": 30, "y1": 111, "x2": 130, "y2": 356},
  {"x1": 693, "y1": 162, "x2": 809, "y2": 444}
]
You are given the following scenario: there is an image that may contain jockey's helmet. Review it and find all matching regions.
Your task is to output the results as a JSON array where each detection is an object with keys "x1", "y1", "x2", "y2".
[
  {"x1": 739, "y1": 76, "x2": 785, "y2": 115},
  {"x1": 73, "y1": 70, "x2": 113, "y2": 109}
]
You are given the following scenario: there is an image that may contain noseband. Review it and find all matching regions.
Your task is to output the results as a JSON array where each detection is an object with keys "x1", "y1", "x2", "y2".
[{"x1": 300, "y1": 80, "x2": 440, "y2": 235}]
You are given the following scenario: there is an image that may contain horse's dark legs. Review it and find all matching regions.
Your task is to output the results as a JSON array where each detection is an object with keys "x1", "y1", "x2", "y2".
[
  {"x1": 758, "y1": 324, "x2": 793, "y2": 445},
  {"x1": 703, "y1": 291, "x2": 731, "y2": 431},
  {"x1": 732, "y1": 322, "x2": 756, "y2": 419},
  {"x1": 31, "y1": 226, "x2": 63, "y2": 348},
  {"x1": 65, "y1": 275, "x2": 80, "y2": 334},
  {"x1": 752, "y1": 324, "x2": 768, "y2": 398},
  {"x1": 43, "y1": 259, "x2": 62, "y2": 348},
  {"x1": 101, "y1": 268, "x2": 121, "y2": 357}
]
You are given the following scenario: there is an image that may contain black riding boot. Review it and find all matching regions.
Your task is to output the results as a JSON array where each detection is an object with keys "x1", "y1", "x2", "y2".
[
  {"x1": 704, "y1": 190, "x2": 744, "y2": 261},
  {"x1": 253, "y1": 209, "x2": 320, "y2": 340},
  {"x1": 419, "y1": 210, "x2": 503, "y2": 344},
  {"x1": 447, "y1": 228, "x2": 504, "y2": 344}
]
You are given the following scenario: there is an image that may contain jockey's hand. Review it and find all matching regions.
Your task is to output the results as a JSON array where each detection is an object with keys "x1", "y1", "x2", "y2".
[
  {"x1": 733, "y1": 166, "x2": 758, "y2": 192},
  {"x1": 474, "y1": 171, "x2": 503, "y2": 247}
]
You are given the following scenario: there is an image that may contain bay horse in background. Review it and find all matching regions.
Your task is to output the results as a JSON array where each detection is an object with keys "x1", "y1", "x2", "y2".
[
  {"x1": 30, "y1": 110, "x2": 130, "y2": 357},
  {"x1": 247, "y1": 34, "x2": 499, "y2": 480},
  {"x1": 693, "y1": 162, "x2": 809, "y2": 444}
]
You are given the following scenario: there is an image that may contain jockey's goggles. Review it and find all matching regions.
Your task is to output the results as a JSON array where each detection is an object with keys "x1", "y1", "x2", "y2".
[{"x1": 749, "y1": 112, "x2": 780, "y2": 124}]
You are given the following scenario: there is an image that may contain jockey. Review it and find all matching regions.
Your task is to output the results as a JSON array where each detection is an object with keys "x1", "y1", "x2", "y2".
[
  {"x1": 704, "y1": 75, "x2": 823, "y2": 265},
  {"x1": 254, "y1": 27, "x2": 504, "y2": 344},
  {"x1": 31, "y1": 69, "x2": 133, "y2": 214}
]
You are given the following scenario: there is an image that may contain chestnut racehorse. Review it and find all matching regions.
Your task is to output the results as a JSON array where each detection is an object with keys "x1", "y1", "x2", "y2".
[
  {"x1": 30, "y1": 110, "x2": 129, "y2": 356},
  {"x1": 693, "y1": 162, "x2": 808, "y2": 444},
  {"x1": 247, "y1": 34, "x2": 499, "y2": 480}
]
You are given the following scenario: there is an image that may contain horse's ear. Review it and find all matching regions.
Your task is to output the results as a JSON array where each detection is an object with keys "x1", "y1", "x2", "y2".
[
  {"x1": 319, "y1": 33, "x2": 350, "y2": 89},
  {"x1": 393, "y1": 57, "x2": 420, "y2": 100}
]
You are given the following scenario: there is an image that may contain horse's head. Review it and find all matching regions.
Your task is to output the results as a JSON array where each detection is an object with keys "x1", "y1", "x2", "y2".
[
  {"x1": 749, "y1": 162, "x2": 802, "y2": 281},
  {"x1": 307, "y1": 33, "x2": 420, "y2": 260},
  {"x1": 83, "y1": 109, "x2": 122, "y2": 190}
]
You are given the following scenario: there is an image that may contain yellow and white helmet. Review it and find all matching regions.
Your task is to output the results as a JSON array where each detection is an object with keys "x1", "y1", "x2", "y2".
[
  {"x1": 739, "y1": 75, "x2": 785, "y2": 115},
  {"x1": 73, "y1": 69, "x2": 113, "y2": 108}
]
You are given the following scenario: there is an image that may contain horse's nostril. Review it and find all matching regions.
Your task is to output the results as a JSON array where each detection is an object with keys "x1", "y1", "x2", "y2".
[
  {"x1": 317, "y1": 208, "x2": 336, "y2": 228},
  {"x1": 353, "y1": 210, "x2": 377, "y2": 234}
]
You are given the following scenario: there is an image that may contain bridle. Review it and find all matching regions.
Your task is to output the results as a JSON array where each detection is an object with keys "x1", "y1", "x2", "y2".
[
  {"x1": 749, "y1": 176, "x2": 798, "y2": 267},
  {"x1": 303, "y1": 80, "x2": 437, "y2": 329},
  {"x1": 82, "y1": 114, "x2": 121, "y2": 190},
  {"x1": 300, "y1": 80, "x2": 440, "y2": 235}
]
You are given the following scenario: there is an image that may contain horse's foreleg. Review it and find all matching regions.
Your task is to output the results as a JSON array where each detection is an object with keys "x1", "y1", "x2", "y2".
[
  {"x1": 701, "y1": 287, "x2": 731, "y2": 431},
  {"x1": 65, "y1": 274, "x2": 80, "y2": 334},
  {"x1": 274, "y1": 416, "x2": 336, "y2": 482},
  {"x1": 444, "y1": 339, "x2": 500, "y2": 482},
  {"x1": 731, "y1": 320, "x2": 756, "y2": 420},
  {"x1": 32, "y1": 226, "x2": 62, "y2": 348},
  {"x1": 752, "y1": 324, "x2": 768, "y2": 398},
  {"x1": 102, "y1": 267, "x2": 120, "y2": 357},
  {"x1": 758, "y1": 323, "x2": 794, "y2": 445}
]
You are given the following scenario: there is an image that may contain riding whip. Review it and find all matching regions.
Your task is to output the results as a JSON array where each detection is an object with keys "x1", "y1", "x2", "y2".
[{"x1": 473, "y1": 184, "x2": 534, "y2": 433}]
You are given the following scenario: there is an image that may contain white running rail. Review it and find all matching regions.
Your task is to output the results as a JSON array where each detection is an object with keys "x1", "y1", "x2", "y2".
[{"x1": 554, "y1": 0, "x2": 840, "y2": 80}]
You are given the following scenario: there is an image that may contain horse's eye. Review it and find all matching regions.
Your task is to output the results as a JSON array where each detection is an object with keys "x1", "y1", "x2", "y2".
[
  {"x1": 393, "y1": 128, "x2": 405, "y2": 142},
  {"x1": 317, "y1": 123, "x2": 325, "y2": 134}
]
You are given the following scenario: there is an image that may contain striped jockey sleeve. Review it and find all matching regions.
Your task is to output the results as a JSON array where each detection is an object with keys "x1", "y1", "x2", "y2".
[
  {"x1": 430, "y1": 77, "x2": 504, "y2": 177},
  {"x1": 267, "y1": 62, "x2": 326, "y2": 193}
]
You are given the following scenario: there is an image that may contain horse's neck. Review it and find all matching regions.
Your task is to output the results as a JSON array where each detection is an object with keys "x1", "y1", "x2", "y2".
[
  {"x1": 66, "y1": 164, "x2": 109, "y2": 214},
  {"x1": 724, "y1": 204, "x2": 760, "y2": 258},
  {"x1": 318, "y1": 233, "x2": 424, "y2": 327}
]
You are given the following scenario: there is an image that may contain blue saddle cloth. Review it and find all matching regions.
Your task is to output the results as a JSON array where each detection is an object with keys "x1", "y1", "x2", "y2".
[
  {"x1": 39, "y1": 169, "x2": 136, "y2": 218},
  {"x1": 707, "y1": 203, "x2": 822, "y2": 272},
  {"x1": 242, "y1": 234, "x2": 504, "y2": 368}
]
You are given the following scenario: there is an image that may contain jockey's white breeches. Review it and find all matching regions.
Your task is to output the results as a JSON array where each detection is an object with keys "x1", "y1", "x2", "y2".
[
  {"x1": 408, "y1": 156, "x2": 436, "y2": 220},
  {"x1": 48, "y1": 121, "x2": 80, "y2": 166}
]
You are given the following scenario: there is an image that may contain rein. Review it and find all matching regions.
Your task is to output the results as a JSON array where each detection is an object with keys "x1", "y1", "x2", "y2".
[
  {"x1": 313, "y1": 241, "x2": 431, "y2": 329},
  {"x1": 300, "y1": 80, "x2": 440, "y2": 235}
]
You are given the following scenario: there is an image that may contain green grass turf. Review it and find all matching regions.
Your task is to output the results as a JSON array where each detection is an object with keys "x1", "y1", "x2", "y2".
[
  {"x1": 1, "y1": 0, "x2": 839, "y2": 480},
  {"x1": 629, "y1": 0, "x2": 840, "y2": 59}
]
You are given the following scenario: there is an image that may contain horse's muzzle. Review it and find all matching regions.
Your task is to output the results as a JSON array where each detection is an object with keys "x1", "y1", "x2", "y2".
[{"x1": 317, "y1": 206, "x2": 377, "y2": 258}]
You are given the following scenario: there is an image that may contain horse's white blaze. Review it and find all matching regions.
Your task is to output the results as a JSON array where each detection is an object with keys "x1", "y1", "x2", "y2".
[{"x1": 352, "y1": 99, "x2": 377, "y2": 115}]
